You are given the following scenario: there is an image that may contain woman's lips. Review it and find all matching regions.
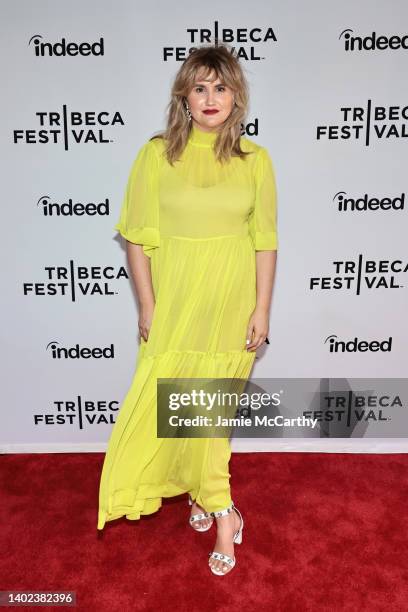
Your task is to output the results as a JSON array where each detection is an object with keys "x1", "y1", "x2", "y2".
[{"x1": 203, "y1": 109, "x2": 219, "y2": 114}]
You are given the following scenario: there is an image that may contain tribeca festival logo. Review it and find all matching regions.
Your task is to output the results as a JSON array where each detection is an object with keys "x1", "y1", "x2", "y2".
[
  {"x1": 339, "y1": 29, "x2": 408, "y2": 52},
  {"x1": 46, "y1": 341, "x2": 115, "y2": 360},
  {"x1": 163, "y1": 20, "x2": 277, "y2": 61},
  {"x1": 333, "y1": 190, "x2": 405, "y2": 213},
  {"x1": 309, "y1": 255, "x2": 407, "y2": 295},
  {"x1": 13, "y1": 106, "x2": 125, "y2": 151},
  {"x1": 302, "y1": 386, "x2": 403, "y2": 430},
  {"x1": 23, "y1": 260, "x2": 129, "y2": 302},
  {"x1": 34, "y1": 397, "x2": 119, "y2": 429},
  {"x1": 28, "y1": 34, "x2": 105, "y2": 57},
  {"x1": 324, "y1": 335, "x2": 392, "y2": 353},
  {"x1": 37, "y1": 194, "x2": 110, "y2": 217},
  {"x1": 316, "y1": 100, "x2": 408, "y2": 146}
]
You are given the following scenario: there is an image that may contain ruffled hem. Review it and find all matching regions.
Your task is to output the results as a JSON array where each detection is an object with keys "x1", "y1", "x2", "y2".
[
  {"x1": 97, "y1": 484, "x2": 232, "y2": 530},
  {"x1": 97, "y1": 347, "x2": 256, "y2": 531},
  {"x1": 97, "y1": 488, "x2": 185, "y2": 530},
  {"x1": 114, "y1": 223, "x2": 160, "y2": 257},
  {"x1": 138, "y1": 342, "x2": 257, "y2": 361}
]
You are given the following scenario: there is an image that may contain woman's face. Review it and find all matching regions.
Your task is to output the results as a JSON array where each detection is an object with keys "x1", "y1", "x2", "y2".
[{"x1": 186, "y1": 70, "x2": 235, "y2": 132}]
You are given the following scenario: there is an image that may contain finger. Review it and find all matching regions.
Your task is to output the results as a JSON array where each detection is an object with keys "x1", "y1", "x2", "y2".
[
  {"x1": 246, "y1": 333, "x2": 261, "y2": 351},
  {"x1": 250, "y1": 334, "x2": 262, "y2": 350},
  {"x1": 139, "y1": 327, "x2": 148, "y2": 342},
  {"x1": 254, "y1": 335, "x2": 267, "y2": 350},
  {"x1": 245, "y1": 326, "x2": 254, "y2": 349},
  {"x1": 247, "y1": 333, "x2": 266, "y2": 351}
]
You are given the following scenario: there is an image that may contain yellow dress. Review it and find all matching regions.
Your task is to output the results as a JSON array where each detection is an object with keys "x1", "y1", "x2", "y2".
[{"x1": 97, "y1": 124, "x2": 278, "y2": 530}]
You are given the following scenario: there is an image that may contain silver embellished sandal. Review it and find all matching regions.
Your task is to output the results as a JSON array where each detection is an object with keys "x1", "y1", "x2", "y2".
[
  {"x1": 188, "y1": 494, "x2": 214, "y2": 532},
  {"x1": 208, "y1": 502, "x2": 244, "y2": 576}
]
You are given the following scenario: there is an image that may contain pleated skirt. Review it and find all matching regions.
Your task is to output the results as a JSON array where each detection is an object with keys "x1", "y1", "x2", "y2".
[{"x1": 97, "y1": 234, "x2": 257, "y2": 529}]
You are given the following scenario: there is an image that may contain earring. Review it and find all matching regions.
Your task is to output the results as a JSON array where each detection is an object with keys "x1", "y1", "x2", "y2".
[{"x1": 184, "y1": 99, "x2": 192, "y2": 122}]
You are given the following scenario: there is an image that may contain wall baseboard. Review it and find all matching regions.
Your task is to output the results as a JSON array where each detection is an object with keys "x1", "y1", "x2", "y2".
[{"x1": 1, "y1": 440, "x2": 407, "y2": 454}]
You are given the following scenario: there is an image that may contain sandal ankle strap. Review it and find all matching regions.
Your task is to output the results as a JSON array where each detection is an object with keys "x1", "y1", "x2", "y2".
[{"x1": 209, "y1": 502, "x2": 235, "y2": 519}]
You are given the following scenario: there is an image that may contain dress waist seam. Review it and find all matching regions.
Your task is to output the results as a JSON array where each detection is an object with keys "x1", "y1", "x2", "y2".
[{"x1": 162, "y1": 233, "x2": 250, "y2": 242}]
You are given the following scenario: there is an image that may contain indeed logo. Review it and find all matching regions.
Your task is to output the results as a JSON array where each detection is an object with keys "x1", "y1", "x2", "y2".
[
  {"x1": 46, "y1": 341, "x2": 115, "y2": 360},
  {"x1": 339, "y1": 29, "x2": 408, "y2": 52},
  {"x1": 324, "y1": 335, "x2": 393, "y2": 353},
  {"x1": 38, "y1": 195, "x2": 110, "y2": 217},
  {"x1": 28, "y1": 35, "x2": 105, "y2": 57},
  {"x1": 333, "y1": 191, "x2": 405, "y2": 212}
]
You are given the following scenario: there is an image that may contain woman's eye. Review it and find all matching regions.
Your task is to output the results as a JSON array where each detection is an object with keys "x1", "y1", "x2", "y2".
[{"x1": 194, "y1": 86, "x2": 226, "y2": 93}]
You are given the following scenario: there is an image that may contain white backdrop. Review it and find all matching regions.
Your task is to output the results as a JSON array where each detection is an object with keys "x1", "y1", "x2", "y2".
[{"x1": 1, "y1": 0, "x2": 407, "y2": 453}]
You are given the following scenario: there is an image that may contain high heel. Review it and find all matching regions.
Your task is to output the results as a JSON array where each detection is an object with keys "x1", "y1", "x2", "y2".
[
  {"x1": 188, "y1": 494, "x2": 214, "y2": 532},
  {"x1": 208, "y1": 502, "x2": 244, "y2": 576}
]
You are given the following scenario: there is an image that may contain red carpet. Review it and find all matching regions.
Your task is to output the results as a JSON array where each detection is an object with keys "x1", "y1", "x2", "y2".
[{"x1": 1, "y1": 451, "x2": 407, "y2": 611}]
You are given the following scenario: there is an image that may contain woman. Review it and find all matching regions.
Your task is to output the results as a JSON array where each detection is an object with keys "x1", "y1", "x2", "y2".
[{"x1": 97, "y1": 43, "x2": 278, "y2": 576}]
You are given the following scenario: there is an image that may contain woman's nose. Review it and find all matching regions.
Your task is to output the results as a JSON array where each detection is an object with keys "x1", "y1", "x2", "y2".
[{"x1": 206, "y1": 89, "x2": 216, "y2": 105}]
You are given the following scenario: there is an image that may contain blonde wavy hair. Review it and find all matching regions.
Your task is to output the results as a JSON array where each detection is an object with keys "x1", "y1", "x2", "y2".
[{"x1": 151, "y1": 43, "x2": 251, "y2": 165}]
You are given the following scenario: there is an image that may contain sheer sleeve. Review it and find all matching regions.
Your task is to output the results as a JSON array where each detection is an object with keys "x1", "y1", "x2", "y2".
[
  {"x1": 114, "y1": 140, "x2": 160, "y2": 258},
  {"x1": 248, "y1": 146, "x2": 278, "y2": 251}
]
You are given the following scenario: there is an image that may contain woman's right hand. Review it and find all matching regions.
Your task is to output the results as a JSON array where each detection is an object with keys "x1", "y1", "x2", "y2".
[{"x1": 138, "y1": 302, "x2": 155, "y2": 342}]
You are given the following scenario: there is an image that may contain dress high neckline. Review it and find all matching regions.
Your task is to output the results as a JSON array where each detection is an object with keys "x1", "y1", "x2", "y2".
[{"x1": 189, "y1": 123, "x2": 219, "y2": 147}]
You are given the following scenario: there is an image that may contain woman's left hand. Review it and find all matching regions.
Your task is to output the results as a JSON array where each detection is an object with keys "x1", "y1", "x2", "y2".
[{"x1": 245, "y1": 307, "x2": 269, "y2": 351}]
